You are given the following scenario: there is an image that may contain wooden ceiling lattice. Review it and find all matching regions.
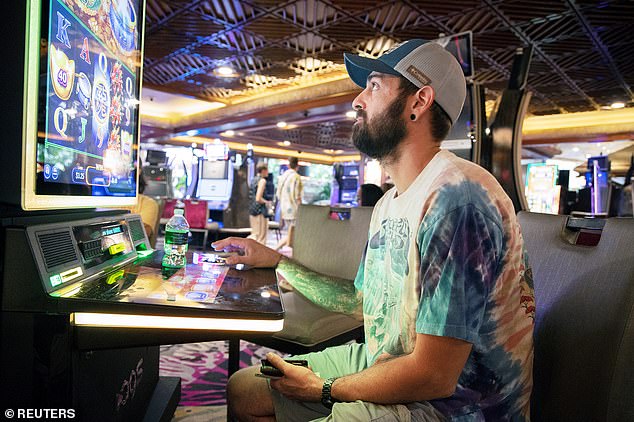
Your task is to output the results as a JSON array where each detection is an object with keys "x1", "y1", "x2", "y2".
[{"x1": 142, "y1": 0, "x2": 634, "y2": 150}]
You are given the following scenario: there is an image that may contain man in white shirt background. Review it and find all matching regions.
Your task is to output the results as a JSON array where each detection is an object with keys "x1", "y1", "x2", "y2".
[{"x1": 275, "y1": 156, "x2": 302, "y2": 250}]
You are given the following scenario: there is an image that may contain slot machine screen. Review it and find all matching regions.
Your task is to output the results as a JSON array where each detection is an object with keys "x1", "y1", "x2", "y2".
[
  {"x1": 146, "y1": 150, "x2": 167, "y2": 165},
  {"x1": 20, "y1": 0, "x2": 145, "y2": 210},
  {"x1": 201, "y1": 160, "x2": 229, "y2": 180},
  {"x1": 342, "y1": 165, "x2": 359, "y2": 177}
]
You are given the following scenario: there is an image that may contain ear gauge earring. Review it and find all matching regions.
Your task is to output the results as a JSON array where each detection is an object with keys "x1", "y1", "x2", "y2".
[{"x1": 410, "y1": 114, "x2": 416, "y2": 121}]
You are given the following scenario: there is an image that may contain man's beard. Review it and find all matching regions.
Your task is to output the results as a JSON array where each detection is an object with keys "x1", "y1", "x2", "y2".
[{"x1": 351, "y1": 95, "x2": 407, "y2": 160}]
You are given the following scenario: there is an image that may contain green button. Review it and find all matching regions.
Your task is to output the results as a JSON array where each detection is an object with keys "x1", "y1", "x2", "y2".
[{"x1": 50, "y1": 274, "x2": 63, "y2": 287}]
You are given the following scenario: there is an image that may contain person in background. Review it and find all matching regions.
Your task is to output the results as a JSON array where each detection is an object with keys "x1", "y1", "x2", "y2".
[
  {"x1": 248, "y1": 162, "x2": 271, "y2": 244},
  {"x1": 275, "y1": 156, "x2": 303, "y2": 250},
  {"x1": 215, "y1": 39, "x2": 534, "y2": 421},
  {"x1": 357, "y1": 183, "x2": 384, "y2": 207},
  {"x1": 264, "y1": 172, "x2": 276, "y2": 217},
  {"x1": 131, "y1": 174, "x2": 160, "y2": 246}
]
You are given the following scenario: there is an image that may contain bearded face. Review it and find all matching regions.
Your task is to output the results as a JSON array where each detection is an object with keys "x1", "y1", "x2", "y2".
[{"x1": 351, "y1": 94, "x2": 408, "y2": 160}]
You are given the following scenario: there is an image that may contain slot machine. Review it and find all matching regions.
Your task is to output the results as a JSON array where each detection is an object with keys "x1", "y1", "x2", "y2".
[
  {"x1": 196, "y1": 158, "x2": 234, "y2": 212},
  {"x1": 0, "y1": 1, "x2": 283, "y2": 419},
  {"x1": 334, "y1": 163, "x2": 359, "y2": 205},
  {"x1": 143, "y1": 150, "x2": 173, "y2": 198}
]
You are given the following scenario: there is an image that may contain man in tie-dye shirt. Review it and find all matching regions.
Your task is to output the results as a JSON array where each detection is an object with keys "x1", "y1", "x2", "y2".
[{"x1": 214, "y1": 39, "x2": 534, "y2": 421}]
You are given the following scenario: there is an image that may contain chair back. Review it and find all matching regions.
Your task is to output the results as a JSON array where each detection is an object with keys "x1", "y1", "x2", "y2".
[
  {"x1": 266, "y1": 205, "x2": 371, "y2": 350},
  {"x1": 183, "y1": 199, "x2": 208, "y2": 229},
  {"x1": 161, "y1": 199, "x2": 179, "y2": 220},
  {"x1": 518, "y1": 212, "x2": 634, "y2": 421},
  {"x1": 293, "y1": 205, "x2": 373, "y2": 280}
]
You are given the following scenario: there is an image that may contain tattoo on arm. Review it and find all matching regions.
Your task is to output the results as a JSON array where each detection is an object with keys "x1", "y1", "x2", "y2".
[{"x1": 276, "y1": 258, "x2": 362, "y2": 318}]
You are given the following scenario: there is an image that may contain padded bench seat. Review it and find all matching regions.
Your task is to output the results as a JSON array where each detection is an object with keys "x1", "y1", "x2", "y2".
[{"x1": 518, "y1": 212, "x2": 634, "y2": 421}]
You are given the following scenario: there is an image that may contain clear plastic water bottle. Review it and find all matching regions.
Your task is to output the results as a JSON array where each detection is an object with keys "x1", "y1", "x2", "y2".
[{"x1": 162, "y1": 208, "x2": 190, "y2": 268}]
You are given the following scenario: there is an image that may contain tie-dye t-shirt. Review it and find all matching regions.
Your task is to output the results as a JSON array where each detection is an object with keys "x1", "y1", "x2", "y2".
[{"x1": 354, "y1": 150, "x2": 534, "y2": 420}]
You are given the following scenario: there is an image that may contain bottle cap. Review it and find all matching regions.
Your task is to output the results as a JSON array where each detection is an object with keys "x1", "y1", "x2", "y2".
[{"x1": 174, "y1": 208, "x2": 184, "y2": 216}]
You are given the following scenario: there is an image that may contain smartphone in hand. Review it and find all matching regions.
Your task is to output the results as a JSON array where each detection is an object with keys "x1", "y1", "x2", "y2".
[{"x1": 256, "y1": 359, "x2": 309, "y2": 378}]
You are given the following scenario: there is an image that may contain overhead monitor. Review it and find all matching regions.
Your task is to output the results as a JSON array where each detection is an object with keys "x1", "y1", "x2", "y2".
[
  {"x1": 433, "y1": 31, "x2": 474, "y2": 78},
  {"x1": 146, "y1": 149, "x2": 167, "y2": 165},
  {"x1": 9, "y1": 0, "x2": 145, "y2": 210}
]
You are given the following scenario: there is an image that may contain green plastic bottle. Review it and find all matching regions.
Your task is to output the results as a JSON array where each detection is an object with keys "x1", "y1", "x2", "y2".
[{"x1": 162, "y1": 208, "x2": 189, "y2": 268}]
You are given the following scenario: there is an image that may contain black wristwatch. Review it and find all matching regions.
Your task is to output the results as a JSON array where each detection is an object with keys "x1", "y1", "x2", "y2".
[{"x1": 321, "y1": 377, "x2": 339, "y2": 409}]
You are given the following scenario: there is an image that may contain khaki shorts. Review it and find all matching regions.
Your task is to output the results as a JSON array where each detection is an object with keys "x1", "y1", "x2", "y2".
[{"x1": 269, "y1": 343, "x2": 446, "y2": 422}]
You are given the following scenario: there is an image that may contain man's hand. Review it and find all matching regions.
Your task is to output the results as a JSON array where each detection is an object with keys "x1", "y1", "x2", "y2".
[
  {"x1": 211, "y1": 237, "x2": 283, "y2": 268},
  {"x1": 266, "y1": 353, "x2": 324, "y2": 402}
]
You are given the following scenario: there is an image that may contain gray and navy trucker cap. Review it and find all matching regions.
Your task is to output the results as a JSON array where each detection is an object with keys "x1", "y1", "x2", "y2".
[{"x1": 344, "y1": 40, "x2": 466, "y2": 125}]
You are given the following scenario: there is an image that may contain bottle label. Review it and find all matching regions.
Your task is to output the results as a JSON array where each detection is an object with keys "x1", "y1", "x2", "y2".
[{"x1": 165, "y1": 231, "x2": 188, "y2": 245}]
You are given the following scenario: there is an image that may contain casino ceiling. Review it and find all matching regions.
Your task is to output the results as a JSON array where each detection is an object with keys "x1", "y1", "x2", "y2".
[{"x1": 140, "y1": 0, "x2": 634, "y2": 154}]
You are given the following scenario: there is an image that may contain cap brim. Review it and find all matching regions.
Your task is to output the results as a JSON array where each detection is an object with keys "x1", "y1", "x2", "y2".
[{"x1": 344, "y1": 53, "x2": 402, "y2": 89}]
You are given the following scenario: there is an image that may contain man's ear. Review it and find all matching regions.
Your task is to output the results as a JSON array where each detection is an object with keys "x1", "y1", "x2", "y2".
[{"x1": 410, "y1": 85, "x2": 435, "y2": 119}]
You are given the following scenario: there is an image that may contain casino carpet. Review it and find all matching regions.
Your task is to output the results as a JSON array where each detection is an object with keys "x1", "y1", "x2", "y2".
[
  {"x1": 161, "y1": 231, "x2": 293, "y2": 420},
  {"x1": 160, "y1": 340, "x2": 283, "y2": 406}
]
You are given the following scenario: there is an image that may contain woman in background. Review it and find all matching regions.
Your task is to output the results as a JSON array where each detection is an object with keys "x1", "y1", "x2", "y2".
[{"x1": 248, "y1": 163, "x2": 271, "y2": 244}]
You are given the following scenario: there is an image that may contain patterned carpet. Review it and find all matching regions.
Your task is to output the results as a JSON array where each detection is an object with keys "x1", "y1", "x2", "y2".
[
  {"x1": 160, "y1": 233, "x2": 292, "y2": 419},
  {"x1": 159, "y1": 340, "x2": 282, "y2": 406}
]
